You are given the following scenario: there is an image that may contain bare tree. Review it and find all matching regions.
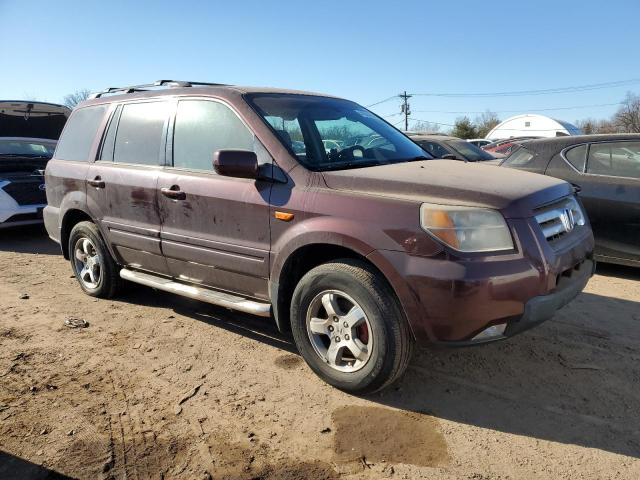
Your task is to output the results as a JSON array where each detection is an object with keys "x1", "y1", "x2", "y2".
[
  {"x1": 410, "y1": 120, "x2": 442, "y2": 134},
  {"x1": 614, "y1": 92, "x2": 640, "y2": 133},
  {"x1": 577, "y1": 117, "x2": 621, "y2": 134},
  {"x1": 63, "y1": 89, "x2": 92, "y2": 109},
  {"x1": 474, "y1": 111, "x2": 500, "y2": 138}
]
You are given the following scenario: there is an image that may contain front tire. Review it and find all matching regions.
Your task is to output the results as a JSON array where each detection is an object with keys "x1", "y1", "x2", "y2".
[
  {"x1": 290, "y1": 259, "x2": 413, "y2": 394},
  {"x1": 68, "y1": 221, "x2": 122, "y2": 298}
]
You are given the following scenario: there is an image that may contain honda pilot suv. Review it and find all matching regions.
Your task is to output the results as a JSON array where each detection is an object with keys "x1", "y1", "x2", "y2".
[{"x1": 44, "y1": 80, "x2": 595, "y2": 394}]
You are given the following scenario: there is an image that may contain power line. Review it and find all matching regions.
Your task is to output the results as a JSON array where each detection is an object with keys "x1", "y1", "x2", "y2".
[
  {"x1": 411, "y1": 102, "x2": 623, "y2": 115},
  {"x1": 366, "y1": 96, "x2": 398, "y2": 107},
  {"x1": 409, "y1": 78, "x2": 640, "y2": 98}
]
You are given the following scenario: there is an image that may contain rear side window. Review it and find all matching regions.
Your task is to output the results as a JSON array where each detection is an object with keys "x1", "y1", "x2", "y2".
[
  {"x1": 564, "y1": 144, "x2": 587, "y2": 172},
  {"x1": 55, "y1": 105, "x2": 107, "y2": 161},
  {"x1": 173, "y1": 100, "x2": 254, "y2": 171},
  {"x1": 587, "y1": 141, "x2": 640, "y2": 179},
  {"x1": 113, "y1": 101, "x2": 170, "y2": 166},
  {"x1": 502, "y1": 146, "x2": 534, "y2": 167}
]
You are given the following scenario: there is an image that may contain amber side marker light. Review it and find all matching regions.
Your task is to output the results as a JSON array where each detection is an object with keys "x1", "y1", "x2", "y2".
[{"x1": 275, "y1": 211, "x2": 295, "y2": 222}]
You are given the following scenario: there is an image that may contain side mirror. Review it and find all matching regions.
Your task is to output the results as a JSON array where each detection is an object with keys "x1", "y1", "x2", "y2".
[
  {"x1": 442, "y1": 154, "x2": 457, "y2": 160},
  {"x1": 213, "y1": 150, "x2": 258, "y2": 179}
]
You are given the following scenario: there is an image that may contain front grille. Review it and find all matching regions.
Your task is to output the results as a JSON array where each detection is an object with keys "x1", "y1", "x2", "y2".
[
  {"x1": 1, "y1": 180, "x2": 47, "y2": 206},
  {"x1": 534, "y1": 196, "x2": 585, "y2": 243}
]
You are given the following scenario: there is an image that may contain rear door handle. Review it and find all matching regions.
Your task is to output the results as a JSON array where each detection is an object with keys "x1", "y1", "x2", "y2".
[
  {"x1": 87, "y1": 176, "x2": 105, "y2": 188},
  {"x1": 161, "y1": 186, "x2": 186, "y2": 200}
]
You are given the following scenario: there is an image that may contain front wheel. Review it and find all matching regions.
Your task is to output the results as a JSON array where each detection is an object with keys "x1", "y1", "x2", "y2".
[
  {"x1": 290, "y1": 259, "x2": 413, "y2": 394},
  {"x1": 69, "y1": 221, "x2": 122, "y2": 298}
]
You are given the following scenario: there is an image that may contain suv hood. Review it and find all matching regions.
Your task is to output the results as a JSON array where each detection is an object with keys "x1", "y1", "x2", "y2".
[
  {"x1": 321, "y1": 160, "x2": 572, "y2": 218},
  {"x1": 0, "y1": 101, "x2": 70, "y2": 140}
]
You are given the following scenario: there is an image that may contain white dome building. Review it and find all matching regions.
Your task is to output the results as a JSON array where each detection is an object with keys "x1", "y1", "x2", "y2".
[{"x1": 486, "y1": 114, "x2": 581, "y2": 141}]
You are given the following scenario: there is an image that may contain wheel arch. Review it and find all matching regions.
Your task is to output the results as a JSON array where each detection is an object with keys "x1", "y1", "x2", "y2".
[
  {"x1": 270, "y1": 238, "x2": 417, "y2": 341},
  {"x1": 60, "y1": 209, "x2": 95, "y2": 260}
]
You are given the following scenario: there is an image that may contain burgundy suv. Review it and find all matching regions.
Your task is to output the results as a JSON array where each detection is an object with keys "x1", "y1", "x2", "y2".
[{"x1": 44, "y1": 80, "x2": 595, "y2": 393}]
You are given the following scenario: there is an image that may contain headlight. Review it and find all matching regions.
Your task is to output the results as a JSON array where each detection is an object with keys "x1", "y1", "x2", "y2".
[{"x1": 420, "y1": 203, "x2": 514, "y2": 252}]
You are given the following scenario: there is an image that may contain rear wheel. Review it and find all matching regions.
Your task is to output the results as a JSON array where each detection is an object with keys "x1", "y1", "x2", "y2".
[
  {"x1": 69, "y1": 221, "x2": 122, "y2": 298},
  {"x1": 290, "y1": 259, "x2": 413, "y2": 394}
]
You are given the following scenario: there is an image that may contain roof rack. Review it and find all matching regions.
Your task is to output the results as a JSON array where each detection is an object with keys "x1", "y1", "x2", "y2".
[{"x1": 88, "y1": 80, "x2": 229, "y2": 99}]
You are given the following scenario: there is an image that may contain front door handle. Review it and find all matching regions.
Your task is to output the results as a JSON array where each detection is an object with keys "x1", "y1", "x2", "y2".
[
  {"x1": 161, "y1": 186, "x2": 186, "y2": 200},
  {"x1": 87, "y1": 176, "x2": 105, "y2": 188}
]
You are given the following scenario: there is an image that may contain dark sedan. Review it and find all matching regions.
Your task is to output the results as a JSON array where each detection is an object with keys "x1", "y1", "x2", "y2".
[
  {"x1": 500, "y1": 134, "x2": 640, "y2": 267},
  {"x1": 407, "y1": 134, "x2": 498, "y2": 161}
]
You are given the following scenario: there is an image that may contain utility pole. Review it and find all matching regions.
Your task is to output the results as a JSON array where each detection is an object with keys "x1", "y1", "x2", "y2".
[{"x1": 399, "y1": 91, "x2": 412, "y2": 131}]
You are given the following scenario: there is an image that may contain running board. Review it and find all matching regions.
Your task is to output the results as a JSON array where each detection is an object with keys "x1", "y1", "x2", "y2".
[{"x1": 119, "y1": 269, "x2": 271, "y2": 317}]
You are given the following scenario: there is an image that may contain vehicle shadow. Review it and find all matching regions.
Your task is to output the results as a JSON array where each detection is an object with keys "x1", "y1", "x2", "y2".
[
  {"x1": 595, "y1": 261, "x2": 640, "y2": 281},
  {"x1": 0, "y1": 226, "x2": 59, "y2": 255},
  {"x1": 117, "y1": 284, "x2": 297, "y2": 355},
  {"x1": 115, "y1": 284, "x2": 640, "y2": 459},
  {"x1": 0, "y1": 450, "x2": 75, "y2": 480}
]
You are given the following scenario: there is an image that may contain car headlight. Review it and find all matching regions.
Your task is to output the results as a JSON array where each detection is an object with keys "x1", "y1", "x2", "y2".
[{"x1": 420, "y1": 203, "x2": 514, "y2": 252}]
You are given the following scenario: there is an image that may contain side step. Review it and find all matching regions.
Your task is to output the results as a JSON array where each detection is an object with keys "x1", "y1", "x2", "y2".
[{"x1": 120, "y1": 269, "x2": 271, "y2": 317}]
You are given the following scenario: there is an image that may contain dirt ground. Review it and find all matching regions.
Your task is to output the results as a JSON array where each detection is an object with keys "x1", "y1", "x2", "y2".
[{"x1": 0, "y1": 226, "x2": 639, "y2": 480}]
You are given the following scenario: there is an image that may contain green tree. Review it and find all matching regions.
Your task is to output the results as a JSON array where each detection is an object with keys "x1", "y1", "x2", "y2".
[{"x1": 450, "y1": 116, "x2": 478, "y2": 139}]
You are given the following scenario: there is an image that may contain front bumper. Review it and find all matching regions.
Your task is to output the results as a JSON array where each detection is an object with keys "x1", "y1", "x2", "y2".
[
  {"x1": 369, "y1": 219, "x2": 595, "y2": 345},
  {"x1": 438, "y1": 258, "x2": 594, "y2": 346},
  {"x1": 0, "y1": 180, "x2": 45, "y2": 227},
  {"x1": 503, "y1": 258, "x2": 593, "y2": 337}
]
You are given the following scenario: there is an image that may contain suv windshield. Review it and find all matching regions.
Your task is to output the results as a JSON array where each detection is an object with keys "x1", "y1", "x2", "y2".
[
  {"x1": 247, "y1": 94, "x2": 431, "y2": 170},
  {"x1": 0, "y1": 139, "x2": 56, "y2": 157},
  {"x1": 447, "y1": 140, "x2": 495, "y2": 161}
]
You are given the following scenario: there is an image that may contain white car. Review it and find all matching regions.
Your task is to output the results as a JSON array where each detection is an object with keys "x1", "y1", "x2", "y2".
[{"x1": 0, "y1": 101, "x2": 70, "y2": 228}]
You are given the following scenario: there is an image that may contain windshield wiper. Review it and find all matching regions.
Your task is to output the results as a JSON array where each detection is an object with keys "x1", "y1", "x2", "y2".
[{"x1": 322, "y1": 160, "x2": 383, "y2": 171}]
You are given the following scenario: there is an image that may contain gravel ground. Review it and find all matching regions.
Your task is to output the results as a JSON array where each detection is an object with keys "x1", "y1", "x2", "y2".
[{"x1": 0, "y1": 226, "x2": 639, "y2": 480}]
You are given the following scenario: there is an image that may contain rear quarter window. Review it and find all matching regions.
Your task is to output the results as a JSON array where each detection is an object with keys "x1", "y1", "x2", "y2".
[
  {"x1": 563, "y1": 144, "x2": 587, "y2": 172},
  {"x1": 502, "y1": 146, "x2": 534, "y2": 167},
  {"x1": 54, "y1": 105, "x2": 108, "y2": 161}
]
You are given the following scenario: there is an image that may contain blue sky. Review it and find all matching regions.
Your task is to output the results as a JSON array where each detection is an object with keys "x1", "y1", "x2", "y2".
[{"x1": 2, "y1": 0, "x2": 639, "y2": 129}]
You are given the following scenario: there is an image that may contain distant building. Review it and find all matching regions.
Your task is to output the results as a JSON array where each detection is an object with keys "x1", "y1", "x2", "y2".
[{"x1": 486, "y1": 114, "x2": 581, "y2": 140}]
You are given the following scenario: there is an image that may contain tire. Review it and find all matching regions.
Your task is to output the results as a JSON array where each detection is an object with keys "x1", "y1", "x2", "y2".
[
  {"x1": 68, "y1": 221, "x2": 122, "y2": 298},
  {"x1": 290, "y1": 259, "x2": 413, "y2": 394}
]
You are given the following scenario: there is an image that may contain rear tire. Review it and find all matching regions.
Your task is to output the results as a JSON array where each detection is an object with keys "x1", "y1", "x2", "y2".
[
  {"x1": 290, "y1": 259, "x2": 413, "y2": 394},
  {"x1": 68, "y1": 221, "x2": 122, "y2": 298}
]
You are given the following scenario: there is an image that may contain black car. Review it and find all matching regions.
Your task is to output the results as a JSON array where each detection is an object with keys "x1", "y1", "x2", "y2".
[
  {"x1": 407, "y1": 134, "x2": 498, "y2": 162},
  {"x1": 500, "y1": 134, "x2": 640, "y2": 267}
]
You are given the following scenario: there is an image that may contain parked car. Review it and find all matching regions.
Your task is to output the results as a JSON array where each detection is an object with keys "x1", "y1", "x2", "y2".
[
  {"x1": 0, "y1": 101, "x2": 70, "y2": 228},
  {"x1": 482, "y1": 136, "x2": 540, "y2": 156},
  {"x1": 467, "y1": 138, "x2": 493, "y2": 148},
  {"x1": 45, "y1": 80, "x2": 594, "y2": 393},
  {"x1": 407, "y1": 134, "x2": 497, "y2": 161},
  {"x1": 500, "y1": 134, "x2": 640, "y2": 267}
]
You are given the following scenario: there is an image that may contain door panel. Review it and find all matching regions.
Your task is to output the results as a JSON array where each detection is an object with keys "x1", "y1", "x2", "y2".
[
  {"x1": 546, "y1": 149, "x2": 640, "y2": 263},
  {"x1": 86, "y1": 162, "x2": 167, "y2": 273},
  {"x1": 85, "y1": 99, "x2": 172, "y2": 274},
  {"x1": 157, "y1": 170, "x2": 271, "y2": 299}
]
